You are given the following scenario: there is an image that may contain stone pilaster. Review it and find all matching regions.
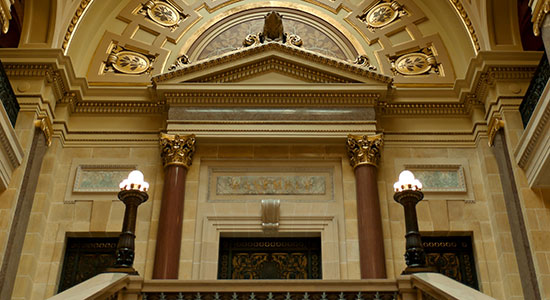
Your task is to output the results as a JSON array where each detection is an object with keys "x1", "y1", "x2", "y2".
[{"x1": 488, "y1": 117, "x2": 542, "y2": 300}]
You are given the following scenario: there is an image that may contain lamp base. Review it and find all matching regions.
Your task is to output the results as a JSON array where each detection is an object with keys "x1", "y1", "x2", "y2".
[
  {"x1": 104, "y1": 266, "x2": 139, "y2": 275},
  {"x1": 401, "y1": 265, "x2": 436, "y2": 275}
]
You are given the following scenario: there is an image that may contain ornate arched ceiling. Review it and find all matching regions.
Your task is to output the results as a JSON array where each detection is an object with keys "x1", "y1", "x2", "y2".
[{"x1": 24, "y1": 0, "x2": 523, "y2": 87}]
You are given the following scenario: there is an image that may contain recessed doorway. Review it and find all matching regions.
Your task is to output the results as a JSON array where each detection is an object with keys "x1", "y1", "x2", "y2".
[{"x1": 217, "y1": 237, "x2": 322, "y2": 279}]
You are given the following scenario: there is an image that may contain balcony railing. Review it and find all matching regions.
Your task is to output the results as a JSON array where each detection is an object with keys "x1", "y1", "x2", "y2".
[
  {"x1": 46, "y1": 273, "x2": 499, "y2": 300},
  {"x1": 520, "y1": 52, "x2": 550, "y2": 127},
  {"x1": 0, "y1": 60, "x2": 19, "y2": 127}
]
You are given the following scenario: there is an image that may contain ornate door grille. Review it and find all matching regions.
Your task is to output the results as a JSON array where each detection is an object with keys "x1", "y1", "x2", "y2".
[
  {"x1": 217, "y1": 237, "x2": 322, "y2": 279},
  {"x1": 58, "y1": 237, "x2": 118, "y2": 292},
  {"x1": 422, "y1": 236, "x2": 479, "y2": 290}
]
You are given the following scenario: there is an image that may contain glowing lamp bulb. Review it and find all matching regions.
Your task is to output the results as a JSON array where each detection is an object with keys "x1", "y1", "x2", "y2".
[
  {"x1": 399, "y1": 170, "x2": 415, "y2": 183},
  {"x1": 119, "y1": 170, "x2": 149, "y2": 192},
  {"x1": 394, "y1": 170, "x2": 422, "y2": 192}
]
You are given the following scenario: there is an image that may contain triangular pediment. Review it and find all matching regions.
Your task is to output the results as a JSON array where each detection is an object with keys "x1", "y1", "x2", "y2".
[{"x1": 153, "y1": 42, "x2": 392, "y2": 85}]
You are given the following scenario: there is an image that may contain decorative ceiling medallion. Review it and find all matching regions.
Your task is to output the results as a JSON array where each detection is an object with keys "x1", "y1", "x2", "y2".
[
  {"x1": 113, "y1": 51, "x2": 150, "y2": 74},
  {"x1": 366, "y1": 3, "x2": 398, "y2": 27},
  {"x1": 148, "y1": 2, "x2": 179, "y2": 27},
  {"x1": 390, "y1": 48, "x2": 438, "y2": 76},
  {"x1": 139, "y1": 0, "x2": 186, "y2": 30},
  {"x1": 359, "y1": 1, "x2": 406, "y2": 31},
  {"x1": 104, "y1": 45, "x2": 155, "y2": 75},
  {"x1": 395, "y1": 53, "x2": 431, "y2": 75}
]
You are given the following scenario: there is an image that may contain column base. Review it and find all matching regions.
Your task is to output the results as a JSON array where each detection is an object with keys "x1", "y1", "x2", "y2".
[
  {"x1": 401, "y1": 266, "x2": 436, "y2": 275},
  {"x1": 104, "y1": 267, "x2": 139, "y2": 275}
]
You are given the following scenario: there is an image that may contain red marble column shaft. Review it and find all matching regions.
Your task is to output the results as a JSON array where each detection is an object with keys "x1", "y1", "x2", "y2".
[
  {"x1": 152, "y1": 164, "x2": 188, "y2": 279},
  {"x1": 354, "y1": 163, "x2": 386, "y2": 279}
]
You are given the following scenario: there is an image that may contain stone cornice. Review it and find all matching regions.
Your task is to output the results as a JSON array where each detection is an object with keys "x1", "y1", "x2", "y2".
[
  {"x1": 163, "y1": 91, "x2": 381, "y2": 106},
  {"x1": 72, "y1": 101, "x2": 165, "y2": 114},
  {"x1": 153, "y1": 42, "x2": 392, "y2": 84},
  {"x1": 376, "y1": 102, "x2": 467, "y2": 115}
]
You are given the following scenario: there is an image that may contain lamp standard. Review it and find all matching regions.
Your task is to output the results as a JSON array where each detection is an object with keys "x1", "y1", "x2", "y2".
[
  {"x1": 107, "y1": 170, "x2": 149, "y2": 275},
  {"x1": 393, "y1": 170, "x2": 433, "y2": 275}
]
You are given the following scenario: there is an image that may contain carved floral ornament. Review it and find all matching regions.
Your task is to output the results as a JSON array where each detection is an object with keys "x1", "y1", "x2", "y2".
[
  {"x1": 358, "y1": 0, "x2": 407, "y2": 31},
  {"x1": 346, "y1": 134, "x2": 383, "y2": 168},
  {"x1": 139, "y1": 0, "x2": 187, "y2": 30},
  {"x1": 104, "y1": 45, "x2": 156, "y2": 75},
  {"x1": 160, "y1": 133, "x2": 196, "y2": 168},
  {"x1": 390, "y1": 47, "x2": 439, "y2": 76}
]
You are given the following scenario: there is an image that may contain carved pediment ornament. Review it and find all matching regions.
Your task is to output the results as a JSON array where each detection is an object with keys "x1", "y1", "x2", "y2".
[
  {"x1": 242, "y1": 11, "x2": 303, "y2": 48},
  {"x1": 346, "y1": 134, "x2": 383, "y2": 168},
  {"x1": 105, "y1": 45, "x2": 156, "y2": 75},
  {"x1": 160, "y1": 133, "x2": 196, "y2": 168},
  {"x1": 359, "y1": 0, "x2": 407, "y2": 31},
  {"x1": 353, "y1": 55, "x2": 377, "y2": 71},
  {"x1": 139, "y1": 0, "x2": 187, "y2": 30},
  {"x1": 168, "y1": 54, "x2": 190, "y2": 71}
]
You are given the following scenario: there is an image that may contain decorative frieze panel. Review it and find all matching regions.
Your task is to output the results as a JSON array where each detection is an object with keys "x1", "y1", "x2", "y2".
[
  {"x1": 394, "y1": 158, "x2": 474, "y2": 202},
  {"x1": 73, "y1": 165, "x2": 136, "y2": 192},
  {"x1": 65, "y1": 158, "x2": 145, "y2": 203},
  {"x1": 403, "y1": 164, "x2": 466, "y2": 192},
  {"x1": 207, "y1": 166, "x2": 334, "y2": 202}
]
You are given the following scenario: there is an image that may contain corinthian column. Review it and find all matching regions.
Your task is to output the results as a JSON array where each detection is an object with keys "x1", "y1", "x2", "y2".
[
  {"x1": 346, "y1": 134, "x2": 386, "y2": 279},
  {"x1": 153, "y1": 133, "x2": 196, "y2": 279}
]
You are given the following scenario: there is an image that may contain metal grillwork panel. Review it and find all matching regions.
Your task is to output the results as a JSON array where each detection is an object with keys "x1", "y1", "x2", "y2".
[
  {"x1": 0, "y1": 61, "x2": 19, "y2": 127},
  {"x1": 422, "y1": 236, "x2": 479, "y2": 290},
  {"x1": 218, "y1": 238, "x2": 321, "y2": 279},
  {"x1": 520, "y1": 52, "x2": 550, "y2": 127},
  {"x1": 142, "y1": 292, "x2": 398, "y2": 300},
  {"x1": 58, "y1": 237, "x2": 118, "y2": 293}
]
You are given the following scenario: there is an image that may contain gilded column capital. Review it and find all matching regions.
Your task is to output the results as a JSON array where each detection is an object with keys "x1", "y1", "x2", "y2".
[
  {"x1": 533, "y1": 0, "x2": 550, "y2": 36},
  {"x1": 488, "y1": 117, "x2": 504, "y2": 146},
  {"x1": 34, "y1": 116, "x2": 53, "y2": 146},
  {"x1": 346, "y1": 133, "x2": 383, "y2": 169},
  {"x1": 160, "y1": 133, "x2": 196, "y2": 168}
]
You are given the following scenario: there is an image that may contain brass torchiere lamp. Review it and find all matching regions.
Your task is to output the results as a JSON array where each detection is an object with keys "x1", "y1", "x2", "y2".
[
  {"x1": 393, "y1": 170, "x2": 433, "y2": 274},
  {"x1": 107, "y1": 170, "x2": 149, "y2": 275}
]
